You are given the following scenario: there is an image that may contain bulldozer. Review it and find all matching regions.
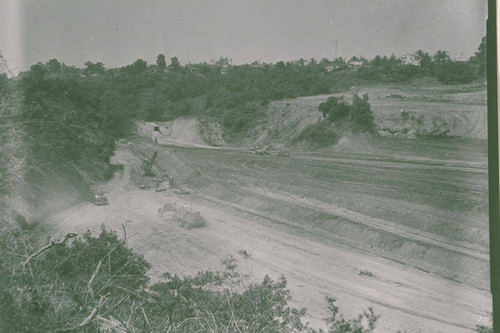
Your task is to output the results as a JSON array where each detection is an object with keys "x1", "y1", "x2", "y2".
[{"x1": 248, "y1": 145, "x2": 271, "y2": 155}]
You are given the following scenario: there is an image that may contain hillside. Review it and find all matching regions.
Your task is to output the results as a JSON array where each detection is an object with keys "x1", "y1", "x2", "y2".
[
  {"x1": 0, "y1": 57, "x2": 491, "y2": 332},
  {"x1": 50, "y1": 126, "x2": 490, "y2": 332},
  {"x1": 139, "y1": 82, "x2": 486, "y2": 150}
]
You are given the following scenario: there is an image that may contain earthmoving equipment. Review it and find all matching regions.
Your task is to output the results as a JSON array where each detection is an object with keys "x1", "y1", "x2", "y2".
[
  {"x1": 141, "y1": 151, "x2": 158, "y2": 177},
  {"x1": 93, "y1": 192, "x2": 109, "y2": 206},
  {"x1": 249, "y1": 145, "x2": 289, "y2": 157},
  {"x1": 174, "y1": 189, "x2": 191, "y2": 195},
  {"x1": 155, "y1": 177, "x2": 167, "y2": 192},
  {"x1": 249, "y1": 145, "x2": 271, "y2": 155}
]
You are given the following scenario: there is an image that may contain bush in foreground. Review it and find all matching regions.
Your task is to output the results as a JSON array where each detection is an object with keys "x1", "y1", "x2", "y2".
[{"x1": 0, "y1": 224, "x2": 382, "y2": 332}]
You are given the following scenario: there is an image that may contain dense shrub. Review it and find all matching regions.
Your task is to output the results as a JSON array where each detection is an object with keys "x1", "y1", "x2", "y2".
[
  {"x1": 435, "y1": 61, "x2": 477, "y2": 84},
  {"x1": 0, "y1": 227, "x2": 150, "y2": 332},
  {"x1": 0, "y1": 226, "x2": 378, "y2": 333},
  {"x1": 18, "y1": 63, "x2": 134, "y2": 199},
  {"x1": 319, "y1": 93, "x2": 375, "y2": 133},
  {"x1": 392, "y1": 64, "x2": 422, "y2": 82},
  {"x1": 293, "y1": 121, "x2": 339, "y2": 148}
]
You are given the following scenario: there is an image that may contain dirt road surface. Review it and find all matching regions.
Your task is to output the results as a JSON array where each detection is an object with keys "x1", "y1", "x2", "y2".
[{"x1": 50, "y1": 134, "x2": 491, "y2": 333}]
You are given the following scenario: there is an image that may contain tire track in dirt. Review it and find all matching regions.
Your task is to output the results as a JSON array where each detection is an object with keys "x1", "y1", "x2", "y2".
[
  {"x1": 243, "y1": 188, "x2": 488, "y2": 260},
  {"x1": 51, "y1": 131, "x2": 491, "y2": 332}
]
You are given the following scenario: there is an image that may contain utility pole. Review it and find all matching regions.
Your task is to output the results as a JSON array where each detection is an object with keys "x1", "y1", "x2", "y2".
[{"x1": 335, "y1": 40, "x2": 338, "y2": 59}]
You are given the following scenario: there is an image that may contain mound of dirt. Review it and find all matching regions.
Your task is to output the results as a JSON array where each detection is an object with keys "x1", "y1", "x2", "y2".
[{"x1": 375, "y1": 104, "x2": 487, "y2": 139}]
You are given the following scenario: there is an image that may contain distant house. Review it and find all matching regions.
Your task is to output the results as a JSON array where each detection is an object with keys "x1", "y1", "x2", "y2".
[
  {"x1": 348, "y1": 60, "x2": 364, "y2": 68},
  {"x1": 324, "y1": 64, "x2": 344, "y2": 72},
  {"x1": 250, "y1": 62, "x2": 264, "y2": 69},
  {"x1": 401, "y1": 54, "x2": 419, "y2": 66}
]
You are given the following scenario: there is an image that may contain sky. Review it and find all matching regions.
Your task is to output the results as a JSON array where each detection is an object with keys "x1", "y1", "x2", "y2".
[{"x1": 0, "y1": 0, "x2": 488, "y2": 74}]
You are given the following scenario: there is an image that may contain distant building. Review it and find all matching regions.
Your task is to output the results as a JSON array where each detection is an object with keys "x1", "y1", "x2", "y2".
[
  {"x1": 347, "y1": 59, "x2": 364, "y2": 68},
  {"x1": 324, "y1": 64, "x2": 344, "y2": 72},
  {"x1": 401, "y1": 54, "x2": 419, "y2": 66}
]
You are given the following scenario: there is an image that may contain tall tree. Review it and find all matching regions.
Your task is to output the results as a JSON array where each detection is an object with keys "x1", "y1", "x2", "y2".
[
  {"x1": 157, "y1": 54, "x2": 166, "y2": 73},
  {"x1": 470, "y1": 36, "x2": 486, "y2": 76},
  {"x1": 47, "y1": 58, "x2": 62, "y2": 73},
  {"x1": 414, "y1": 50, "x2": 432, "y2": 72},
  {"x1": 84, "y1": 61, "x2": 105, "y2": 75},
  {"x1": 433, "y1": 50, "x2": 451, "y2": 64},
  {"x1": 170, "y1": 56, "x2": 181, "y2": 72}
]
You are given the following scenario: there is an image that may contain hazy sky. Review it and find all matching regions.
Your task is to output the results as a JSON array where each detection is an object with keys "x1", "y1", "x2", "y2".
[{"x1": 0, "y1": 0, "x2": 488, "y2": 74}]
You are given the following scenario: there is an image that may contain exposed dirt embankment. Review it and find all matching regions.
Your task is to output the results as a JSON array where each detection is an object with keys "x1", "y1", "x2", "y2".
[
  {"x1": 137, "y1": 118, "x2": 224, "y2": 148},
  {"x1": 47, "y1": 83, "x2": 489, "y2": 332},
  {"x1": 195, "y1": 180, "x2": 489, "y2": 289},
  {"x1": 136, "y1": 84, "x2": 486, "y2": 151},
  {"x1": 50, "y1": 139, "x2": 491, "y2": 332},
  {"x1": 130, "y1": 140, "x2": 489, "y2": 291}
]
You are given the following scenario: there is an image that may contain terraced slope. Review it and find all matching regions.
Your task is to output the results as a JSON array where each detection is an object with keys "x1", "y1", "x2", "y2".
[{"x1": 52, "y1": 132, "x2": 490, "y2": 332}]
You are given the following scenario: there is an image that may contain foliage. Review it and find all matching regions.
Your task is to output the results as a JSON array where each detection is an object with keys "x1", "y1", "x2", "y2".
[
  {"x1": 84, "y1": 61, "x2": 105, "y2": 75},
  {"x1": 469, "y1": 36, "x2": 487, "y2": 77},
  {"x1": 432, "y1": 50, "x2": 451, "y2": 65},
  {"x1": 414, "y1": 50, "x2": 432, "y2": 72},
  {"x1": 308, "y1": 297, "x2": 379, "y2": 333},
  {"x1": 293, "y1": 121, "x2": 339, "y2": 148},
  {"x1": 475, "y1": 325, "x2": 493, "y2": 333},
  {"x1": 294, "y1": 93, "x2": 374, "y2": 148},
  {"x1": 0, "y1": 226, "x2": 150, "y2": 332},
  {"x1": 0, "y1": 72, "x2": 8, "y2": 95},
  {"x1": 156, "y1": 54, "x2": 166, "y2": 73},
  {"x1": 319, "y1": 97, "x2": 351, "y2": 123},
  {"x1": 144, "y1": 257, "x2": 305, "y2": 333},
  {"x1": 319, "y1": 93, "x2": 375, "y2": 133},
  {"x1": 7, "y1": 36, "x2": 486, "y2": 199},
  {"x1": 19, "y1": 63, "x2": 133, "y2": 199},
  {"x1": 0, "y1": 215, "x2": 386, "y2": 333},
  {"x1": 435, "y1": 61, "x2": 477, "y2": 84},
  {"x1": 141, "y1": 151, "x2": 158, "y2": 176},
  {"x1": 123, "y1": 59, "x2": 148, "y2": 75},
  {"x1": 0, "y1": 225, "x2": 312, "y2": 333},
  {"x1": 170, "y1": 56, "x2": 181, "y2": 72}
]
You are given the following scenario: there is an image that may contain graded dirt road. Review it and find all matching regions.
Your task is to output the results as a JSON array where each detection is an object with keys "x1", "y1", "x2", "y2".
[{"x1": 51, "y1": 133, "x2": 491, "y2": 333}]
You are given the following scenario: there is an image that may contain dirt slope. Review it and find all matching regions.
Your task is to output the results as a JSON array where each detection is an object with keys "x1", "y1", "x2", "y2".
[
  {"x1": 136, "y1": 84, "x2": 486, "y2": 151},
  {"x1": 50, "y1": 137, "x2": 491, "y2": 332},
  {"x1": 240, "y1": 84, "x2": 487, "y2": 149},
  {"x1": 137, "y1": 118, "x2": 214, "y2": 148},
  {"x1": 48, "y1": 83, "x2": 490, "y2": 332}
]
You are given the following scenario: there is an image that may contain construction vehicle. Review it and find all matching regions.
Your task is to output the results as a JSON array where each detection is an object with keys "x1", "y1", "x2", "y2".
[
  {"x1": 93, "y1": 192, "x2": 109, "y2": 206},
  {"x1": 248, "y1": 145, "x2": 271, "y2": 155}
]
